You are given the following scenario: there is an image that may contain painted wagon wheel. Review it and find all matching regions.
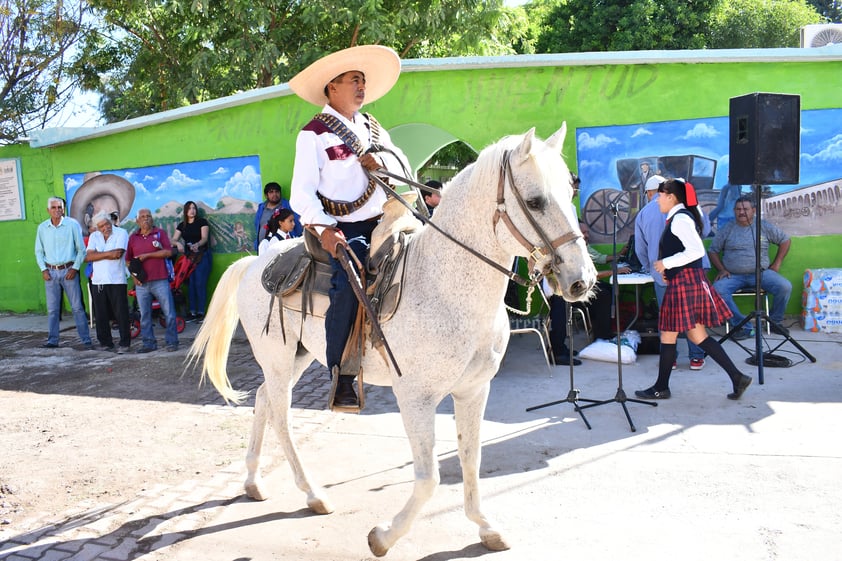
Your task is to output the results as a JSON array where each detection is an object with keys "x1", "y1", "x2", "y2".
[{"x1": 583, "y1": 189, "x2": 633, "y2": 236}]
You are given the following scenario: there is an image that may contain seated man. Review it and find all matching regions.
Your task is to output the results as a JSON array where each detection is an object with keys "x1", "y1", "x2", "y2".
[
  {"x1": 547, "y1": 222, "x2": 628, "y2": 365},
  {"x1": 707, "y1": 194, "x2": 792, "y2": 338}
]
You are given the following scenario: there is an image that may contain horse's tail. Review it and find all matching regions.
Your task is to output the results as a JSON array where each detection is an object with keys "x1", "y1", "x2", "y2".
[{"x1": 186, "y1": 255, "x2": 257, "y2": 404}]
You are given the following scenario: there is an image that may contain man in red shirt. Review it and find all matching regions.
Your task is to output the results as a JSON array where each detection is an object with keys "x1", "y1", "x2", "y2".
[{"x1": 126, "y1": 208, "x2": 179, "y2": 353}]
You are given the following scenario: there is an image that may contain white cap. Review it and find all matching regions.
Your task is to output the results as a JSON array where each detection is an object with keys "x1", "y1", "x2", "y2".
[{"x1": 645, "y1": 175, "x2": 666, "y2": 191}]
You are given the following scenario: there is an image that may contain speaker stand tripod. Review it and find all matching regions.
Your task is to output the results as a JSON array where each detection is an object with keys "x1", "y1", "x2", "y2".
[
  {"x1": 526, "y1": 302, "x2": 601, "y2": 429},
  {"x1": 575, "y1": 202, "x2": 656, "y2": 432},
  {"x1": 717, "y1": 184, "x2": 816, "y2": 384}
]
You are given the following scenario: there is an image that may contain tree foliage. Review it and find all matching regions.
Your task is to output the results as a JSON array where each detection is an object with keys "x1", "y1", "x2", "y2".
[
  {"x1": 709, "y1": 0, "x2": 822, "y2": 48},
  {"x1": 534, "y1": 0, "x2": 717, "y2": 54},
  {"x1": 508, "y1": 0, "x2": 557, "y2": 54},
  {"x1": 529, "y1": 0, "x2": 822, "y2": 53},
  {"x1": 427, "y1": 140, "x2": 477, "y2": 168},
  {"x1": 806, "y1": 0, "x2": 841, "y2": 22},
  {"x1": 72, "y1": 0, "x2": 524, "y2": 123},
  {"x1": 0, "y1": 0, "x2": 89, "y2": 144}
]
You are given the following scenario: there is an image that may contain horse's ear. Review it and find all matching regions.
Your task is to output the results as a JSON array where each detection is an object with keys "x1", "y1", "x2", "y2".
[
  {"x1": 514, "y1": 127, "x2": 536, "y2": 162},
  {"x1": 546, "y1": 122, "x2": 568, "y2": 152}
]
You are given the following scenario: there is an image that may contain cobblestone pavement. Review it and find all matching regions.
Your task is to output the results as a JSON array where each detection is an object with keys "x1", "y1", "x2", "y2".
[
  {"x1": 5, "y1": 317, "x2": 840, "y2": 561},
  {"x1": 0, "y1": 325, "x2": 392, "y2": 561}
]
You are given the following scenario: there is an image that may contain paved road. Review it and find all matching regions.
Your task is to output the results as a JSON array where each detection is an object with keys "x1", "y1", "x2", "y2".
[{"x1": 2, "y1": 314, "x2": 841, "y2": 561}]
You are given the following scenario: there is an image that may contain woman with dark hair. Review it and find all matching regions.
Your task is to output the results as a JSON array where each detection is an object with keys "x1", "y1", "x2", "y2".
[
  {"x1": 171, "y1": 201, "x2": 211, "y2": 322},
  {"x1": 635, "y1": 179, "x2": 752, "y2": 400}
]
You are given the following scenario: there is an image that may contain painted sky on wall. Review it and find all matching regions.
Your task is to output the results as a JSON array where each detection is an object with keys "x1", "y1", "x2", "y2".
[
  {"x1": 64, "y1": 155, "x2": 262, "y2": 216},
  {"x1": 575, "y1": 108, "x2": 842, "y2": 207}
]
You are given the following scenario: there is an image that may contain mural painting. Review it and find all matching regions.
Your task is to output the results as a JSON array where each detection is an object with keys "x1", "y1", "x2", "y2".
[
  {"x1": 576, "y1": 108, "x2": 842, "y2": 244},
  {"x1": 64, "y1": 155, "x2": 263, "y2": 254}
]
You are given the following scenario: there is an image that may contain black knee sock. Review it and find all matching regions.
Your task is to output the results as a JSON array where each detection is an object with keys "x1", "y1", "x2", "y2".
[
  {"x1": 654, "y1": 343, "x2": 677, "y2": 391},
  {"x1": 697, "y1": 337, "x2": 743, "y2": 387}
]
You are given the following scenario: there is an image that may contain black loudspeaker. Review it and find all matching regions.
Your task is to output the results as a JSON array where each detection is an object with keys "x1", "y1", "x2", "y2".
[{"x1": 729, "y1": 93, "x2": 800, "y2": 185}]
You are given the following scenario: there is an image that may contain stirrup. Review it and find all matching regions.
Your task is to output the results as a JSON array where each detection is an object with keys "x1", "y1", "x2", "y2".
[{"x1": 327, "y1": 366, "x2": 363, "y2": 414}]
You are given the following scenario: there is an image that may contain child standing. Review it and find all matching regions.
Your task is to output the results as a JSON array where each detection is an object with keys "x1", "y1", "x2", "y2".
[
  {"x1": 635, "y1": 179, "x2": 752, "y2": 400},
  {"x1": 258, "y1": 208, "x2": 297, "y2": 254}
]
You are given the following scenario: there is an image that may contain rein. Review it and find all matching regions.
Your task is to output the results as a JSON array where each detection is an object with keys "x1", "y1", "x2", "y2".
[
  {"x1": 366, "y1": 160, "x2": 533, "y2": 288},
  {"x1": 367, "y1": 149, "x2": 581, "y2": 289}
]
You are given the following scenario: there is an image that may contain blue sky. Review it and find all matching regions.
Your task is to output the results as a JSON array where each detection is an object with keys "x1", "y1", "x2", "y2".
[{"x1": 64, "y1": 155, "x2": 262, "y2": 215}]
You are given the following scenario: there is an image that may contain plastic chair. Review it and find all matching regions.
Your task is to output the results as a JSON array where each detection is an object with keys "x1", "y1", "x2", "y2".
[
  {"x1": 510, "y1": 315, "x2": 554, "y2": 368},
  {"x1": 571, "y1": 302, "x2": 592, "y2": 341},
  {"x1": 509, "y1": 291, "x2": 554, "y2": 368}
]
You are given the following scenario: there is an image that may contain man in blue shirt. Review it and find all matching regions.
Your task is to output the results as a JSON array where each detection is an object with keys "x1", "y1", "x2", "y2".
[
  {"x1": 635, "y1": 176, "x2": 711, "y2": 370},
  {"x1": 34, "y1": 197, "x2": 92, "y2": 349}
]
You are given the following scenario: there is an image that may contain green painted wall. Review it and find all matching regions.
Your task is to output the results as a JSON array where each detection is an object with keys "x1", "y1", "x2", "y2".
[
  {"x1": 2, "y1": 55, "x2": 841, "y2": 315},
  {"x1": 0, "y1": 143, "x2": 55, "y2": 312}
]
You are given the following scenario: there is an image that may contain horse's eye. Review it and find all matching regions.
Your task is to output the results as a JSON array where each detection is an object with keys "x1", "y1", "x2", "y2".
[{"x1": 526, "y1": 197, "x2": 547, "y2": 211}]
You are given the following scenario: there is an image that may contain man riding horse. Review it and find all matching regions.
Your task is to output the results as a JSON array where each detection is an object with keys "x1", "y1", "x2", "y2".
[{"x1": 289, "y1": 45, "x2": 413, "y2": 411}]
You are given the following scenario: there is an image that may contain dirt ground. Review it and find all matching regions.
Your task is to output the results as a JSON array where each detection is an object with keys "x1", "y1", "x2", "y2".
[{"x1": 0, "y1": 327, "x2": 267, "y2": 530}]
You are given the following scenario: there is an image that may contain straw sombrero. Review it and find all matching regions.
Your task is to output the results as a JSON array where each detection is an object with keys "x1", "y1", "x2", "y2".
[
  {"x1": 69, "y1": 173, "x2": 136, "y2": 230},
  {"x1": 289, "y1": 45, "x2": 400, "y2": 107}
]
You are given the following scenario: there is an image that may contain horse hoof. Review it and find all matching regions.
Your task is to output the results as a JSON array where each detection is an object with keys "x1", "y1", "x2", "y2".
[
  {"x1": 244, "y1": 482, "x2": 267, "y2": 501},
  {"x1": 480, "y1": 527, "x2": 511, "y2": 551},
  {"x1": 367, "y1": 525, "x2": 390, "y2": 557},
  {"x1": 307, "y1": 495, "x2": 334, "y2": 515}
]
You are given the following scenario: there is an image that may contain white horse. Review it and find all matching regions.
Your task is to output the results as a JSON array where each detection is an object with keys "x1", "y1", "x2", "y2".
[{"x1": 188, "y1": 124, "x2": 597, "y2": 556}]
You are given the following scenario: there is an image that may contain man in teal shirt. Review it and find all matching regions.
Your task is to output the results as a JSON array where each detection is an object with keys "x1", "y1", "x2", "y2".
[{"x1": 34, "y1": 197, "x2": 92, "y2": 349}]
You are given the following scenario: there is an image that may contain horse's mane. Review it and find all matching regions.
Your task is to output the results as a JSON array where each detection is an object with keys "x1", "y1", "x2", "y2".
[
  {"x1": 467, "y1": 134, "x2": 521, "y2": 193},
  {"x1": 436, "y1": 134, "x2": 521, "y2": 214},
  {"x1": 444, "y1": 131, "x2": 569, "y2": 209}
]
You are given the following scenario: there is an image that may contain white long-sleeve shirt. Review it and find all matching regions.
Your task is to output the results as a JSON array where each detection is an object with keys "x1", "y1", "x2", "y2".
[
  {"x1": 661, "y1": 204, "x2": 706, "y2": 270},
  {"x1": 290, "y1": 104, "x2": 411, "y2": 228}
]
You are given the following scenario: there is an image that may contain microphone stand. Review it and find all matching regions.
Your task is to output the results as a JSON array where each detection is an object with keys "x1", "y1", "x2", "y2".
[
  {"x1": 526, "y1": 301, "x2": 601, "y2": 429},
  {"x1": 576, "y1": 202, "x2": 656, "y2": 432}
]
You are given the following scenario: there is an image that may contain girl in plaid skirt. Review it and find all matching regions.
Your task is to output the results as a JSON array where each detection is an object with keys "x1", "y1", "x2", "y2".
[{"x1": 635, "y1": 179, "x2": 752, "y2": 400}]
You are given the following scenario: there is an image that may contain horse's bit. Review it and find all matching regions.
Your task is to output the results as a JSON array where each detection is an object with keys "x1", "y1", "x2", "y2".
[{"x1": 492, "y1": 150, "x2": 582, "y2": 281}]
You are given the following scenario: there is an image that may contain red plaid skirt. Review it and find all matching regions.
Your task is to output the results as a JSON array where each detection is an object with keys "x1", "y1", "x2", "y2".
[{"x1": 660, "y1": 267, "x2": 733, "y2": 333}]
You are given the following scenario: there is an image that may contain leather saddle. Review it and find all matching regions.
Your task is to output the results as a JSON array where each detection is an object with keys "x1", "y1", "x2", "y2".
[{"x1": 260, "y1": 193, "x2": 423, "y2": 345}]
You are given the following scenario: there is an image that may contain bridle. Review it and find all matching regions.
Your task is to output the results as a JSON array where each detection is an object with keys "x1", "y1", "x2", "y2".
[
  {"x1": 366, "y1": 148, "x2": 581, "y2": 288},
  {"x1": 492, "y1": 150, "x2": 582, "y2": 281}
]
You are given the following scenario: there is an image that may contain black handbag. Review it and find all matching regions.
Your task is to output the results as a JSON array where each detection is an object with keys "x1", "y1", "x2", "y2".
[{"x1": 128, "y1": 257, "x2": 147, "y2": 283}]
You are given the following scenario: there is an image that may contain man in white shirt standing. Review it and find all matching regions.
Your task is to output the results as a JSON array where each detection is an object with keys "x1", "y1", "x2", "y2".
[
  {"x1": 289, "y1": 45, "x2": 411, "y2": 410},
  {"x1": 86, "y1": 211, "x2": 131, "y2": 353}
]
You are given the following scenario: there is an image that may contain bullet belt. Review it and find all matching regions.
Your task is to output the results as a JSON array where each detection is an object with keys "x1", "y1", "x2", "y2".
[{"x1": 45, "y1": 261, "x2": 74, "y2": 270}]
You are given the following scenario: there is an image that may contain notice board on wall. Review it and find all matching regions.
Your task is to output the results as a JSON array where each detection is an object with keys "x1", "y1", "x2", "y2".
[{"x1": 0, "y1": 158, "x2": 25, "y2": 221}]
